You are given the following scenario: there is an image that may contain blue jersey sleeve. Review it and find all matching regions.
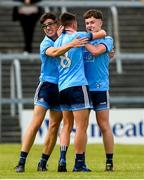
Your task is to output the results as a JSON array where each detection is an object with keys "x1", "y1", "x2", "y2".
[
  {"x1": 40, "y1": 36, "x2": 54, "y2": 55},
  {"x1": 76, "y1": 31, "x2": 93, "y2": 41},
  {"x1": 99, "y1": 36, "x2": 113, "y2": 52}
]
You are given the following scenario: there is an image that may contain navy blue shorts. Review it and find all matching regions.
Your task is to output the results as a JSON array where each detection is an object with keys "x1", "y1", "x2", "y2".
[
  {"x1": 59, "y1": 85, "x2": 92, "y2": 111},
  {"x1": 34, "y1": 81, "x2": 61, "y2": 111},
  {"x1": 90, "y1": 91, "x2": 110, "y2": 111}
]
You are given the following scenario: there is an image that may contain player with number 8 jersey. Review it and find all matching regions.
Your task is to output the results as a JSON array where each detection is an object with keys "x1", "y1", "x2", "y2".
[{"x1": 54, "y1": 12, "x2": 106, "y2": 172}]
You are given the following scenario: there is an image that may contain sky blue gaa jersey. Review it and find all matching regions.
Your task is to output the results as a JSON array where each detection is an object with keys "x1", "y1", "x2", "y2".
[
  {"x1": 39, "y1": 36, "x2": 59, "y2": 84},
  {"x1": 54, "y1": 31, "x2": 92, "y2": 91},
  {"x1": 83, "y1": 36, "x2": 113, "y2": 91}
]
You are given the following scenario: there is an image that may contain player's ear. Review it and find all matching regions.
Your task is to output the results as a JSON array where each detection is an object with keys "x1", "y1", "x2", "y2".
[
  {"x1": 72, "y1": 21, "x2": 77, "y2": 29},
  {"x1": 100, "y1": 20, "x2": 103, "y2": 27}
]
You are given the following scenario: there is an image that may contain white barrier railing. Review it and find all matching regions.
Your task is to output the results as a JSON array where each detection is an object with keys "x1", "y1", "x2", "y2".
[
  {"x1": 0, "y1": 54, "x2": 40, "y2": 142},
  {"x1": 10, "y1": 59, "x2": 23, "y2": 129}
]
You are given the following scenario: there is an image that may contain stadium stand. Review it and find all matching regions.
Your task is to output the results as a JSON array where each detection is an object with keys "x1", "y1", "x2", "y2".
[{"x1": 0, "y1": 0, "x2": 144, "y2": 142}]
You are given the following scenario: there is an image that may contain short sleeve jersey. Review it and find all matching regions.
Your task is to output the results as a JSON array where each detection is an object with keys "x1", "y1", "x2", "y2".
[
  {"x1": 54, "y1": 31, "x2": 92, "y2": 91},
  {"x1": 39, "y1": 36, "x2": 59, "y2": 84},
  {"x1": 83, "y1": 36, "x2": 113, "y2": 91}
]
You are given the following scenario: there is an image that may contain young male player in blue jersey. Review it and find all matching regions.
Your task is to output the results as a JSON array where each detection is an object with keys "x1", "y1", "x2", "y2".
[
  {"x1": 83, "y1": 9, "x2": 114, "y2": 171},
  {"x1": 54, "y1": 12, "x2": 106, "y2": 172},
  {"x1": 15, "y1": 12, "x2": 88, "y2": 173}
]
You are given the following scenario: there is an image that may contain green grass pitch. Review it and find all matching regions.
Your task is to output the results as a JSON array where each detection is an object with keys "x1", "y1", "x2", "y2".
[{"x1": 0, "y1": 144, "x2": 144, "y2": 179}]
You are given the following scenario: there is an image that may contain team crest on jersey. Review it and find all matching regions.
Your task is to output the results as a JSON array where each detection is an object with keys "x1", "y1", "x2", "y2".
[{"x1": 83, "y1": 51, "x2": 94, "y2": 62}]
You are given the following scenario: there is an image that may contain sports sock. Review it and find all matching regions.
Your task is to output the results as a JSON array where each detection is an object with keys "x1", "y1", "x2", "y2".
[
  {"x1": 18, "y1": 151, "x2": 28, "y2": 166},
  {"x1": 59, "y1": 145, "x2": 68, "y2": 161},
  {"x1": 83, "y1": 152, "x2": 86, "y2": 165},
  {"x1": 75, "y1": 153, "x2": 85, "y2": 168},
  {"x1": 106, "y1": 153, "x2": 113, "y2": 164},
  {"x1": 39, "y1": 153, "x2": 49, "y2": 167}
]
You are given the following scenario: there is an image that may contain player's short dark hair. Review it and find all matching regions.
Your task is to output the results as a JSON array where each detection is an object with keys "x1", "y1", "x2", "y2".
[
  {"x1": 40, "y1": 12, "x2": 57, "y2": 24},
  {"x1": 83, "y1": 9, "x2": 103, "y2": 20},
  {"x1": 60, "y1": 12, "x2": 76, "y2": 27}
]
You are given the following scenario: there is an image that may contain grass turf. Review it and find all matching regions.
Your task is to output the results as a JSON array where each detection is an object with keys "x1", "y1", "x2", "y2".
[{"x1": 0, "y1": 144, "x2": 144, "y2": 179}]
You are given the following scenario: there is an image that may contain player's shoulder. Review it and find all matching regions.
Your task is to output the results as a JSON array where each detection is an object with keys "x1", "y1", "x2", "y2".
[
  {"x1": 105, "y1": 36, "x2": 113, "y2": 41},
  {"x1": 99, "y1": 36, "x2": 113, "y2": 44},
  {"x1": 76, "y1": 31, "x2": 87, "y2": 36},
  {"x1": 41, "y1": 36, "x2": 53, "y2": 47},
  {"x1": 40, "y1": 36, "x2": 54, "y2": 53}
]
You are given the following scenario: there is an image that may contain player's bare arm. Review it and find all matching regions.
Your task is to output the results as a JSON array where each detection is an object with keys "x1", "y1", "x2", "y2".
[
  {"x1": 85, "y1": 43, "x2": 106, "y2": 56},
  {"x1": 92, "y1": 29, "x2": 106, "y2": 40},
  {"x1": 46, "y1": 37, "x2": 88, "y2": 57}
]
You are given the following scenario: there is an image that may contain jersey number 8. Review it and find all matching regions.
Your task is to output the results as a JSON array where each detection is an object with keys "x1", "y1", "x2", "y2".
[{"x1": 60, "y1": 52, "x2": 71, "y2": 68}]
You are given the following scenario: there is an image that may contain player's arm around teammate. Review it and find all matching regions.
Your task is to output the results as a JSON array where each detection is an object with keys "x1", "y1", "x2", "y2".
[
  {"x1": 37, "y1": 13, "x2": 88, "y2": 172},
  {"x1": 15, "y1": 12, "x2": 87, "y2": 173},
  {"x1": 15, "y1": 12, "x2": 63, "y2": 173},
  {"x1": 37, "y1": 13, "x2": 89, "y2": 172},
  {"x1": 83, "y1": 9, "x2": 114, "y2": 171},
  {"x1": 54, "y1": 12, "x2": 106, "y2": 172}
]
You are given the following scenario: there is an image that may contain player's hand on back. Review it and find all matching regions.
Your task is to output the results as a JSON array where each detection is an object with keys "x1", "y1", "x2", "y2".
[{"x1": 71, "y1": 37, "x2": 88, "y2": 48}]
